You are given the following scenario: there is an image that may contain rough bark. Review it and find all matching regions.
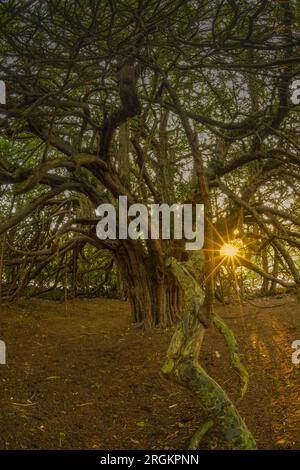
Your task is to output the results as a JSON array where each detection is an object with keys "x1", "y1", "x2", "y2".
[
  {"x1": 269, "y1": 253, "x2": 279, "y2": 295},
  {"x1": 261, "y1": 250, "x2": 269, "y2": 295},
  {"x1": 115, "y1": 243, "x2": 182, "y2": 329},
  {"x1": 118, "y1": 121, "x2": 130, "y2": 184}
]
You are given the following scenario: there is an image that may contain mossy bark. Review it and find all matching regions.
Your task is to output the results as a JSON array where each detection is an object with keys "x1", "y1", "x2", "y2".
[{"x1": 162, "y1": 255, "x2": 256, "y2": 450}]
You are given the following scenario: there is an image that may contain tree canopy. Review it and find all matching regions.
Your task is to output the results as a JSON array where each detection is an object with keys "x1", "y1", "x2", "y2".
[{"x1": 1, "y1": 0, "x2": 299, "y2": 316}]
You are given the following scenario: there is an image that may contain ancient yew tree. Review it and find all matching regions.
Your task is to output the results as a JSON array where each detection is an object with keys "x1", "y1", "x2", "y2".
[{"x1": 0, "y1": 0, "x2": 299, "y2": 449}]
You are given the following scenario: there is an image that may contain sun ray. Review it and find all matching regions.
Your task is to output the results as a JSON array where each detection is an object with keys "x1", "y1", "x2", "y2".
[
  {"x1": 205, "y1": 217, "x2": 226, "y2": 245},
  {"x1": 202, "y1": 258, "x2": 225, "y2": 285}
]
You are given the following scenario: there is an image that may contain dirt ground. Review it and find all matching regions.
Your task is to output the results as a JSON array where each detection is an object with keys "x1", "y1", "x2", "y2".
[{"x1": 0, "y1": 295, "x2": 300, "y2": 450}]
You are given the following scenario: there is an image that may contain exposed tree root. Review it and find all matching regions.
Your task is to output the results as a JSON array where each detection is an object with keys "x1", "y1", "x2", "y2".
[
  {"x1": 187, "y1": 419, "x2": 214, "y2": 450},
  {"x1": 212, "y1": 313, "x2": 249, "y2": 399}
]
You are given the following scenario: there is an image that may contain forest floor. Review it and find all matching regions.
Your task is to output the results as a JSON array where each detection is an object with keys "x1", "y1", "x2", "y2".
[{"x1": 0, "y1": 294, "x2": 300, "y2": 450}]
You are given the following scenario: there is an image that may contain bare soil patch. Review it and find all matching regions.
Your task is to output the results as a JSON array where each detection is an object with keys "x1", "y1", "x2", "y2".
[{"x1": 0, "y1": 295, "x2": 299, "y2": 449}]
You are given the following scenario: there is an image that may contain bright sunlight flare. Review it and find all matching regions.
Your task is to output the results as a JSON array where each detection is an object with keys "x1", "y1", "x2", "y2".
[{"x1": 220, "y1": 243, "x2": 239, "y2": 258}]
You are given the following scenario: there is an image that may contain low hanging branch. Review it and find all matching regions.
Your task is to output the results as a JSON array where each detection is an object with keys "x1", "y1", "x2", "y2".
[
  {"x1": 0, "y1": 183, "x2": 81, "y2": 236},
  {"x1": 218, "y1": 181, "x2": 300, "y2": 295}
]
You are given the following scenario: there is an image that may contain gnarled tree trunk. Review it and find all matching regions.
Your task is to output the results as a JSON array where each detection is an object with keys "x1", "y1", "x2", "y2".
[
  {"x1": 162, "y1": 254, "x2": 256, "y2": 450},
  {"x1": 115, "y1": 242, "x2": 182, "y2": 329}
]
